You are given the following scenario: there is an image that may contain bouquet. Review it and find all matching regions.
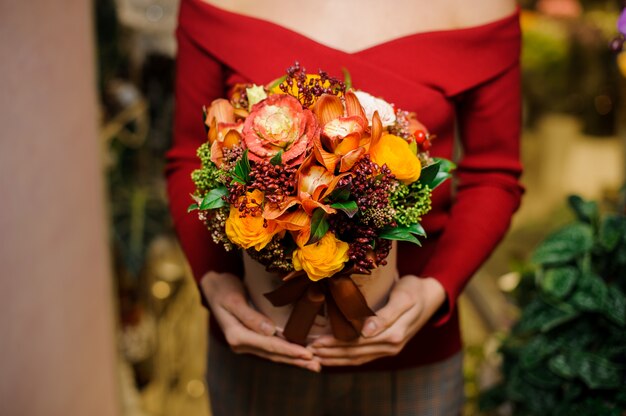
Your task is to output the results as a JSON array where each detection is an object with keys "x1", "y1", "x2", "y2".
[{"x1": 188, "y1": 63, "x2": 453, "y2": 345}]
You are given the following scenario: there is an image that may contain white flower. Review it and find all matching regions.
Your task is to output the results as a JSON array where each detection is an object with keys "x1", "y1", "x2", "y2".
[{"x1": 353, "y1": 90, "x2": 396, "y2": 127}]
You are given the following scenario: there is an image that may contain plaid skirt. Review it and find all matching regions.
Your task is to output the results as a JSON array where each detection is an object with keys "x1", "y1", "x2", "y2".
[{"x1": 207, "y1": 335, "x2": 464, "y2": 416}]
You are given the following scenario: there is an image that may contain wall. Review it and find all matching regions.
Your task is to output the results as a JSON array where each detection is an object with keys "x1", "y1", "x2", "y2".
[{"x1": 0, "y1": 2, "x2": 120, "y2": 415}]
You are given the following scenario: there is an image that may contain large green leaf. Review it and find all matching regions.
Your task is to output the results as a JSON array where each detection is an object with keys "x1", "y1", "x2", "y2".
[
  {"x1": 570, "y1": 272, "x2": 608, "y2": 312},
  {"x1": 548, "y1": 354, "x2": 577, "y2": 379},
  {"x1": 576, "y1": 352, "x2": 621, "y2": 389},
  {"x1": 567, "y1": 195, "x2": 598, "y2": 225},
  {"x1": 306, "y1": 208, "x2": 329, "y2": 245},
  {"x1": 417, "y1": 158, "x2": 455, "y2": 190},
  {"x1": 599, "y1": 214, "x2": 625, "y2": 251},
  {"x1": 380, "y1": 224, "x2": 424, "y2": 245},
  {"x1": 330, "y1": 201, "x2": 358, "y2": 218},
  {"x1": 602, "y1": 286, "x2": 626, "y2": 327},
  {"x1": 540, "y1": 266, "x2": 578, "y2": 299},
  {"x1": 231, "y1": 149, "x2": 251, "y2": 184},
  {"x1": 532, "y1": 223, "x2": 593, "y2": 266},
  {"x1": 417, "y1": 161, "x2": 440, "y2": 186},
  {"x1": 200, "y1": 187, "x2": 228, "y2": 210},
  {"x1": 549, "y1": 350, "x2": 621, "y2": 390}
]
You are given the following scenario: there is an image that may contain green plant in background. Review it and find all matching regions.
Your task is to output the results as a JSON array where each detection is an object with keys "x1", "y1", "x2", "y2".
[{"x1": 481, "y1": 194, "x2": 626, "y2": 415}]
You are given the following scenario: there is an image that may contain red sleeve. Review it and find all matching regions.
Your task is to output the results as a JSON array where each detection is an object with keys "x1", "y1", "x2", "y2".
[
  {"x1": 420, "y1": 60, "x2": 524, "y2": 325},
  {"x1": 165, "y1": 26, "x2": 243, "y2": 284}
]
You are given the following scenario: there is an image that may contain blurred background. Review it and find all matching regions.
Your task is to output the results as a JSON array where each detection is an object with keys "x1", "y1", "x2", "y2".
[{"x1": 1, "y1": 0, "x2": 625, "y2": 415}]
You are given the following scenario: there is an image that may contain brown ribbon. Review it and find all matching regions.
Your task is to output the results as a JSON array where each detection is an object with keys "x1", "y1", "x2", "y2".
[{"x1": 264, "y1": 269, "x2": 375, "y2": 346}]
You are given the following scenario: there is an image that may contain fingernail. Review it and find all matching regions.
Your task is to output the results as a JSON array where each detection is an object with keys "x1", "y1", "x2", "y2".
[
  {"x1": 308, "y1": 363, "x2": 321, "y2": 373},
  {"x1": 362, "y1": 321, "x2": 377, "y2": 337},
  {"x1": 260, "y1": 322, "x2": 275, "y2": 336}
]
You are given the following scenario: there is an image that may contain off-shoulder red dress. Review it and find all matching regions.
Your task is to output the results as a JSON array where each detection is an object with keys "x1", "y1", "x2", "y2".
[{"x1": 166, "y1": 0, "x2": 523, "y2": 372}]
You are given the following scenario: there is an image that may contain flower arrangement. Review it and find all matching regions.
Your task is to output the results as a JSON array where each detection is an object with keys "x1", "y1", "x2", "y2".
[{"x1": 189, "y1": 63, "x2": 453, "y2": 344}]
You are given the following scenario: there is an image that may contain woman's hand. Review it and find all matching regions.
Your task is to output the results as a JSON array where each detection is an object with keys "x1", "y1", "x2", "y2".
[
  {"x1": 308, "y1": 275, "x2": 446, "y2": 366},
  {"x1": 200, "y1": 270, "x2": 321, "y2": 372}
]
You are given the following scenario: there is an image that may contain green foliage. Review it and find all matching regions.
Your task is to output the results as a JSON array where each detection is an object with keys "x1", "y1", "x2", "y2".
[
  {"x1": 231, "y1": 149, "x2": 251, "y2": 185},
  {"x1": 481, "y1": 195, "x2": 626, "y2": 415},
  {"x1": 190, "y1": 142, "x2": 226, "y2": 196},
  {"x1": 306, "y1": 208, "x2": 329, "y2": 246},
  {"x1": 390, "y1": 182, "x2": 432, "y2": 227},
  {"x1": 380, "y1": 223, "x2": 426, "y2": 246}
]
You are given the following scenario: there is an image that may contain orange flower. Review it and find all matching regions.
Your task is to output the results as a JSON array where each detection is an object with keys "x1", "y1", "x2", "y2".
[
  {"x1": 225, "y1": 190, "x2": 282, "y2": 250},
  {"x1": 242, "y1": 94, "x2": 318, "y2": 165},
  {"x1": 369, "y1": 134, "x2": 422, "y2": 184},
  {"x1": 204, "y1": 99, "x2": 243, "y2": 167},
  {"x1": 311, "y1": 91, "x2": 372, "y2": 172},
  {"x1": 292, "y1": 231, "x2": 349, "y2": 281}
]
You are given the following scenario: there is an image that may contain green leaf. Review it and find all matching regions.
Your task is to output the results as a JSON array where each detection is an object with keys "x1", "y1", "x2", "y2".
[
  {"x1": 576, "y1": 352, "x2": 621, "y2": 389},
  {"x1": 330, "y1": 201, "x2": 358, "y2": 218},
  {"x1": 267, "y1": 75, "x2": 287, "y2": 91},
  {"x1": 548, "y1": 354, "x2": 577, "y2": 379},
  {"x1": 429, "y1": 158, "x2": 455, "y2": 190},
  {"x1": 599, "y1": 215, "x2": 625, "y2": 251},
  {"x1": 603, "y1": 286, "x2": 626, "y2": 327},
  {"x1": 306, "y1": 208, "x2": 329, "y2": 245},
  {"x1": 231, "y1": 149, "x2": 251, "y2": 184},
  {"x1": 342, "y1": 67, "x2": 352, "y2": 91},
  {"x1": 200, "y1": 187, "x2": 228, "y2": 210},
  {"x1": 540, "y1": 266, "x2": 578, "y2": 299},
  {"x1": 328, "y1": 182, "x2": 351, "y2": 202},
  {"x1": 407, "y1": 222, "x2": 426, "y2": 237},
  {"x1": 531, "y1": 223, "x2": 593, "y2": 266},
  {"x1": 270, "y1": 150, "x2": 283, "y2": 166},
  {"x1": 567, "y1": 195, "x2": 598, "y2": 224},
  {"x1": 187, "y1": 203, "x2": 199, "y2": 213},
  {"x1": 570, "y1": 272, "x2": 608, "y2": 312},
  {"x1": 417, "y1": 161, "x2": 440, "y2": 187},
  {"x1": 418, "y1": 159, "x2": 455, "y2": 190},
  {"x1": 380, "y1": 225, "x2": 423, "y2": 245}
]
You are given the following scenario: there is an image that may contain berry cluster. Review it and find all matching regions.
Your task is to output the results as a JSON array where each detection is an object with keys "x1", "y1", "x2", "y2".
[
  {"x1": 280, "y1": 62, "x2": 346, "y2": 108},
  {"x1": 246, "y1": 235, "x2": 295, "y2": 273},
  {"x1": 248, "y1": 161, "x2": 298, "y2": 205},
  {"x1": 351, "y1": 155, "x2": 397, "y2": 229}
]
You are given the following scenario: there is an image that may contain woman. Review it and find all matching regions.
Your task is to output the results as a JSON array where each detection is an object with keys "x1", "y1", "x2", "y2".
[{"x1": 166, "y1": 0, "x2": 523, "y2": 414}]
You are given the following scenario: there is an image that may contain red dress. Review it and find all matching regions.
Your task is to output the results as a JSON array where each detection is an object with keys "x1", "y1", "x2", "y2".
[{"x1": 166, "y1": 0, "x2": 523, "y2": 371}]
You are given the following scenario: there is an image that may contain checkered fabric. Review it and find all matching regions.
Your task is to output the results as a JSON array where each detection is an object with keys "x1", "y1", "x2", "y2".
[{"x1": 207, "y1": 336, "x2": 464, "y2": 416}]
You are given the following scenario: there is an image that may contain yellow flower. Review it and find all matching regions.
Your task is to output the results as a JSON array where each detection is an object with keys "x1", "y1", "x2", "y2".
[
  {"x1": 369, "y1": 133, "x2": 422, "y2": 184},
  {"x1": 292, "y1": 232, "x2": 349, "y2": 281},
  {"x1": 225, "y1": 190, "x2": 281, "y2": 250},
  {"x1": 270, "y1": 74, "x2": 331, "y2": 96}
]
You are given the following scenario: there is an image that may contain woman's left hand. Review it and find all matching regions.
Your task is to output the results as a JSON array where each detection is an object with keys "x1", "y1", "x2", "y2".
[{"x1": 308, "y1": 275, "x2": 447, "y2": 366}]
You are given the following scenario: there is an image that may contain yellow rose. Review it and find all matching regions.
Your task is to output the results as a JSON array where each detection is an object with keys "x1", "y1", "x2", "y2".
[
  {"x1": 225, "y1": 190, "x2": 281, "y2": 250},
  {"x1": 369, "y1": 134, "x2": 422, "y2": 184},
  {"x1": 292, "y1": 232, "x2": 350, "y2": 281}
]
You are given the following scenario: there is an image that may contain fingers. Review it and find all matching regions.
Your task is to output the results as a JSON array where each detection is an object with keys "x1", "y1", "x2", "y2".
[
  {"x1": 214, "y1": 304, "x2": 319, "y2": 371},
  {"x1": 361, "y1": 281, "x2": 416, "y2": 338},
  {"x1": 238, "y1": 347, "x2": 321, "y2": 373},
  {"x1": 221, "y1": 292, "x2": 276, "y2": 336}
]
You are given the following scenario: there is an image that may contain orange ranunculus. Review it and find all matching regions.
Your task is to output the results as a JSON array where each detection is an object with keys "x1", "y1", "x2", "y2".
[
  {"x1": 292, "y1": 231, "x2": 349, "y2": 281},
  {"x1": 242, "y1": 94, "x2": 318, "y2": 165},
  {"x1": 225, "y1": 190, "x2": 282, "y2": 250},
  {"x1": 369, "y1": 133, "x2": 422, "y2": 184}
]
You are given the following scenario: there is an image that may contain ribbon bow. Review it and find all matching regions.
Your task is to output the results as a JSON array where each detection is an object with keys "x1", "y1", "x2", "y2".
[{"x1": 264, "y1": 268, "x2": 375, "y2": 346}]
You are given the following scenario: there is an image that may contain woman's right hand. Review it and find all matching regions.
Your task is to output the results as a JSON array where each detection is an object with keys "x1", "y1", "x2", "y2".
[{"x1": 200, "y1": 270, "x2": 321, "y2": 372}]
